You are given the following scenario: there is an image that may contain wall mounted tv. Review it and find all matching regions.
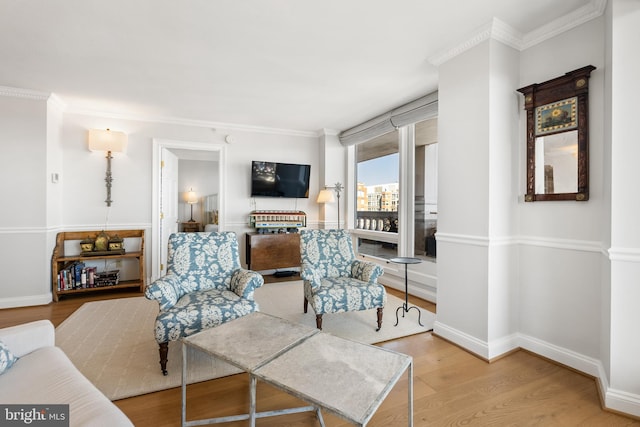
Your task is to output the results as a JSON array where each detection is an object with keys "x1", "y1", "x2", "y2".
[{"x1": 251, "y1": 161, "x2": 311, "y2": 198}]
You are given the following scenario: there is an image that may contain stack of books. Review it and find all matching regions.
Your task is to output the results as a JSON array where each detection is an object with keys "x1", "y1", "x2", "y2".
[{"x1": 94, "y1": 270, "x2": 120, "y2": 287}]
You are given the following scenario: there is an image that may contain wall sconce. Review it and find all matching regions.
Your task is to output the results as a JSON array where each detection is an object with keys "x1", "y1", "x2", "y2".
[
  {"x1": 186, "y1": 188, "x2": 198, "y2": 222},
  {"x1": 88, "y1": 129, "x2": 128, "y2": 207},
  {"x1": 317, "y1": 182, "x2": 343, "y2": 229}
]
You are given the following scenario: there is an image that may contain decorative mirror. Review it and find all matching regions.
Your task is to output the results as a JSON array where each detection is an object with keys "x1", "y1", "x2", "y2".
[{"x1": 517, "y1": 65, "x2": 595, "y2": 201}]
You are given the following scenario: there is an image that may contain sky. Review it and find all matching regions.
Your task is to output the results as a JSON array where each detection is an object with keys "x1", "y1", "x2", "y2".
[{"x1": 357, "y1": 153, "x2": 399, "y2": 186}]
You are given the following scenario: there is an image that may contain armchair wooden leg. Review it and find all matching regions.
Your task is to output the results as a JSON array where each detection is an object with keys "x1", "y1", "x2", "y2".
[
  {"x1": 304, "y1": 297, "x2": 308, "y2": 313},
  {"x1": 376, "y1": 307, "x2": 383, "y2": 331},
  {"x1": 315, "y1": 314, "x2": 323, "y2": 330},
  {"x1": 159, "y1": 342, "x2": 169, "y2": 376}
]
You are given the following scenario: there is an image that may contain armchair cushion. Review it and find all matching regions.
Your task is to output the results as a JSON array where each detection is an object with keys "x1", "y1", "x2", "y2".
[
  {"x1": 154, "y1": 288, "x2": 258, "y2": 343},
  {"x1": 303, "y1": 277, "x2": 387, "y2": 315},
  {"x1": 300, "y1": 230, "x2": 355, "y2": 278}
]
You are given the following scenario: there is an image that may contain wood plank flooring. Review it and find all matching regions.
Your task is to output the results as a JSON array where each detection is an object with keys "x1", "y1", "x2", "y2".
[{"x1": 1, "y1": 278, "x2": 638, "y2": 426}]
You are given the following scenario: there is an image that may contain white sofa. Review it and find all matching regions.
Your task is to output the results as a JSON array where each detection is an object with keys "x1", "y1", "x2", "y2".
[{"x1": 0, "y1": 320, "x2": 133, "y2": 426}]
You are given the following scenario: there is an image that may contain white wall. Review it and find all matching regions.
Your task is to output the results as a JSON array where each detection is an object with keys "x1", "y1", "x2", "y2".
[
  {"x1": 435, "y1": 16, "x2": 608, "y2": 362},
  {"x1": 606, "y1": 0, "x2": 640, "y2": 411},
  {"x1": 434, "y1": 11, "x2": 640, "y2": 416},
  {"x1": 517, "y1": 17, "x2": 605, "y2": 362},
  {"x1": 435, "y1": 37, "x2": 520, "y2": 358},
  {"x1": 0, "y1": 104, "x2": 321, "y2": 307},
  {"x1": 0, "y1": 94, "x2": 52, "y2": 307}
]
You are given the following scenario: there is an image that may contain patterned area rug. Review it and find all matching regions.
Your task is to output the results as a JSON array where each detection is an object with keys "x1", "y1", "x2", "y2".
[{"x1": 55, "y1": 281, "x2": 434, "y2": 400}]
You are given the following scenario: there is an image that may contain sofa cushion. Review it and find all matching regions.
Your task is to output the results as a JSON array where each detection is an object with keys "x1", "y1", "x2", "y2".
[
  {"x1": 0, "y1": 346, "x2": 132, "y2": 426},
  {"x1": 0, "y1": 340, "x2": 17, "y2": 375}
]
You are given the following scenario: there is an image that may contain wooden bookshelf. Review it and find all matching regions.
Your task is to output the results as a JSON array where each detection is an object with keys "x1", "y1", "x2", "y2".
[{"x1": 51, "y1": 229, "x2": 145, "y2": 302}]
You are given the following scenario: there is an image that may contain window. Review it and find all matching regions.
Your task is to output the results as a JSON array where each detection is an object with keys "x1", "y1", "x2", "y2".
[
  {"x1": 352, "y1": 119, "x2": 438, "y2": 261},
  {"x1": 355, "y1": 130, "x2": 399, "y2": 259},
  {"x1": 414, "y1": 119, "x2": 438, "y2": 260},
  {"x1": 340, "y1": 91, "x2": 438, "y2": 261}
]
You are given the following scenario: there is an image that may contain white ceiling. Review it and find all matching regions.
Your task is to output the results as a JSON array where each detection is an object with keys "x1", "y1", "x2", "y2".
[{"x1": 0, "y1": 0, "x2": 600, "y2": 134}]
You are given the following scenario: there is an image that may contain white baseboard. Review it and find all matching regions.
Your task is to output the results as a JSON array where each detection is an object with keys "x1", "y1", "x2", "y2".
[
  {"x1": 433, "y1": 320, "x2": 490, "y2": 358},
  {"x1": 518, "y1": 333, "x2": 601, "y2": 377},
  {"x1": 434, "y1": 321, "x2": 640, "y2": 418},
  {"x1": 0, "y1": 293, "x2": 52, "y2": 309}
]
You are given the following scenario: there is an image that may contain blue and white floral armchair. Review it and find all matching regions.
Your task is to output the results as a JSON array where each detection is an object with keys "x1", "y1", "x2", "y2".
[
  {"x1": 300, "y1": 229, "x2": 386, "y2": 330},
  {"x1": 145, "y1": 231, "x2": 264, "y2": 375}
]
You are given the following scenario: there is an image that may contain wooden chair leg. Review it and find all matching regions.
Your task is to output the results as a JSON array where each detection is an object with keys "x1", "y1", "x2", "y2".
[
  {"x1": 304, "y1": 297, "x2": 308, "y2": 313},
  {"x1": 315, "y1": 314, "x2": 323, "y2": 330},
  {"x1": 159, "y1": 342, "x2": 169, "y2": 376},
  {"x1": 376, "y1": 307, "x2": 383, "y2": 331}
]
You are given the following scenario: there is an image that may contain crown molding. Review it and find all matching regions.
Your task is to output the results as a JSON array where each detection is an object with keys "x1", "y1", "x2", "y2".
[
  {"x1": 521, "y1": 0, "x2": 607, "y2": 49},
  {"x1": 428, "y1": 0, "x2": 607, "y2": 66},
  {"x1": 0, "y1": 84, "x2": 318, "y2": 138},
  {"x1": 65, "y1": 105, "x2": 319, "y2": 138},
  {"x1": 317, "y1": 128, "x2": 341, "y2": 137},
  {"x1": 47, "y1": 93, "x2": 67, "y2": 111},
  {"x1": 0, "y1": 85, "x2": 50, "y2": 101},
  {"x1": 0, "y1": 86, "x2": 67, "y2": 112}
]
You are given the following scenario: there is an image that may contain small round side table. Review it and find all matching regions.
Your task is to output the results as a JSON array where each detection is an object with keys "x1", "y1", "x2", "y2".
[{"x1": 389, "y1": 257, "x2": 424, "y2": 326}]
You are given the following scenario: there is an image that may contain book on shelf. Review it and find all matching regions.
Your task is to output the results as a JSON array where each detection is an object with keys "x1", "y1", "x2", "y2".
[{"x1": 56, "y1": 261, "x2": 120, "y2": 291}]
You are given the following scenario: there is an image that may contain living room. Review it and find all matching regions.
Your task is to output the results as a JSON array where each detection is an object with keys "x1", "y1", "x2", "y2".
[{"x1": 1, "y1": 0, "x2": 639, "y2": 424}]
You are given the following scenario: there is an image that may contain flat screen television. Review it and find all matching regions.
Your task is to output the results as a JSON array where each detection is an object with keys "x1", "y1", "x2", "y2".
[{"x1": 251, "y1": 161, "x2": 311, "y2": 198}]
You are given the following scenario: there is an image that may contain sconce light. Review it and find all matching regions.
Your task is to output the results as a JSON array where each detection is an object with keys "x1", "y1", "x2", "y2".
[
  {"x1": 317, "y1": 182, "x2": 343, "y2": 229},
  {"x1": 186, "y1": 188, "x2": 198, "y2": 222},
  {"x1": 88, "y1": 129, "x2": 128, "y2": 207}
]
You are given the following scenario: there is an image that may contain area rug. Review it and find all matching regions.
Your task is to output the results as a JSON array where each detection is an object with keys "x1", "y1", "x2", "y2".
[{"x1": 55, "y1": 281, "x2": 434, "y2": 401}]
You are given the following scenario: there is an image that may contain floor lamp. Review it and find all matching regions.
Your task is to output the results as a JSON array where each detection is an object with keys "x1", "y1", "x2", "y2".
[{"x1": 317, "y1": 182, "x2": 343, "y2": 229}]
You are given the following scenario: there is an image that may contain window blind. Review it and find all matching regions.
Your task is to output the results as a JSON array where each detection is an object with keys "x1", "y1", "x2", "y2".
[{"x1": 339, "y1": 91, "x2": 438, "y2": 146}]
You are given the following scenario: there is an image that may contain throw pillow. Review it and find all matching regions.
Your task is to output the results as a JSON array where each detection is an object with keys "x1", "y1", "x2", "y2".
[{"x1": 0, "y1": 340, "x2": 18, "y2": 375}]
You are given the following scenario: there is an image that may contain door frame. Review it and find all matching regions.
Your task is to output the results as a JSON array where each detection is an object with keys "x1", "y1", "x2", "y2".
[{"x1": 151, "y1": 138, "x2": 226, "y2": 282}]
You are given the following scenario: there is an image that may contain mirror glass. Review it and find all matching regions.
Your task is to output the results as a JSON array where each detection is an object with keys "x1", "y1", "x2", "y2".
[{"x1": 534, "y1": 130, "x2": 578, "y2": 194}]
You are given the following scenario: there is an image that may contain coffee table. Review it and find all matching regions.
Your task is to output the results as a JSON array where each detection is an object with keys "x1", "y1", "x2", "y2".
[{"x1": 181, "y1": 312, "x2": 413, "y2": 426}]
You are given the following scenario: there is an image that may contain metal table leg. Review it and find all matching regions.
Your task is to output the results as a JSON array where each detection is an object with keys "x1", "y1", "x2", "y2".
[{"x1": 394, "y1": 263, "x2": 424, "y2": 327}]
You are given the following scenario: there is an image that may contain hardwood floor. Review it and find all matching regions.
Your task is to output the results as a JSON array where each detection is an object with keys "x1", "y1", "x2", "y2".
[{"x1": 1, "y1": 279, "x2": 638, "y2": 426}]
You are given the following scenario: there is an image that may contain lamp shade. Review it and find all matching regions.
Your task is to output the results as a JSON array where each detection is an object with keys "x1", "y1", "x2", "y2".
[
  {"x1": 186, "y1": 190, "x2": 198, "y2": 204},
  {"x1": 88, "y1": 129, "x2": 128, "y2": 153},
  {"x1": 316, "y1": 189, "x2": 336, "y2": 204}
]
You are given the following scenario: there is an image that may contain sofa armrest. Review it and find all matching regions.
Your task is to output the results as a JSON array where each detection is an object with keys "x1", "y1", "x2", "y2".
[
  {"x1": 0, "y1": 320, "x2": 54, "y2": 358},
  {"x1": 230, "y1": 269, "x2": 264, "y2": 300},
  {"x1": 300, "y1": 263, "x2": 323, "y2": 290},
  {"x1": 351, "y1": 260, "x2": 384, "y2": 283},
  {"x1": 144, "y1": 274, "x2": 185, "y2": 310}
]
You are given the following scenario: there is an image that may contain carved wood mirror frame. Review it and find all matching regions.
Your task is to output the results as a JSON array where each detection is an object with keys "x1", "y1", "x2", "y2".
[{"x1": 517, "y1": 65, "x2": 595, "y2": 202}]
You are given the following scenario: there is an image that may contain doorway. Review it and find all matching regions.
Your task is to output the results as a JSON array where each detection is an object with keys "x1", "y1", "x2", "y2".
[{"x1": 151, "y1": 139, "x2": 226, "y2": 281}]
